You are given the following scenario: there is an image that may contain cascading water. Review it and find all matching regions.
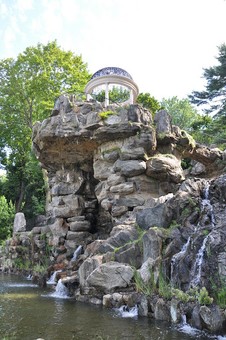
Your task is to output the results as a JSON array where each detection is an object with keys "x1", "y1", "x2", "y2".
[
  {"x1": 115, "y1": 305, "x2": 138, "y2": 318},
  {"x1": 190, "y1": 182, "x2": 215, "y2": 287},
  {"x1": 50, "y1": 279, "x2": 69, "y2": 298},
  {"x1": 71, "y1": 245, "x2": 82, "y2": 262},
  {"x1": 47, "y1": 270, "x2": 62, "y2": 285}
]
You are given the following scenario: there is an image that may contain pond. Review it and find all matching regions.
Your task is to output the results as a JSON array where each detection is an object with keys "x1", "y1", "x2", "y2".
[{"x1": 0, "y1": 274, "x2": 224, "y2": 340}]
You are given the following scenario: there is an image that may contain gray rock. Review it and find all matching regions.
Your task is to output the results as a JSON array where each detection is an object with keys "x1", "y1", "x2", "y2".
[
  {"x1": 154, "y1": 110, "x2": 172, "y2": 137},
  {"x1": 136, "y1": 203, "x2": 173, "y2": 229},
  {"x1": 69, "y1": 220, "x2": 91, "y2": 232},
  {"x1": 86, "y1": 261, "x2": 134, "y2": 292},
  {"x1": 190, "y1": 161, "x2": 206, "y2": 176},
  {"x1": 114, "y1": 243, "x2": 142, "y2": 269},
  {"x1": 107, "y1": 174, "x2": 125, "y2": 186},
  {"x1": 110, "y1": 182, "x2": 134, "y2": 194},
  {"x1": 13, "y1": 212, "x2": 26, "y2": 233},
  {"x1": 138, "y1": 295, "x2": 149, "y2": 316},
  {"x1": 154, "y1": 298, "x2": 171, "y2": 321},
  {"x1": 78, "y1": 256, "x2": 102, "y2": 287},
  {"x1": 146, "y1": 155, "x2": 184, "y2": 183},
  {"x1": 199, "y1": 305, "x2": 224, "y2": 333},
  {"x1": 142, "y1": 228, "x2": 163, "y2": 262},
  {"x1": 114, "y1": 160, "x2": 146, "y2": 177}
]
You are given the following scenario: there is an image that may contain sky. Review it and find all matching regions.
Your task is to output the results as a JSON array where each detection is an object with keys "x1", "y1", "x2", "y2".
[{"x1": 0, "y1": 0, "x2": 226, "y2": 101}]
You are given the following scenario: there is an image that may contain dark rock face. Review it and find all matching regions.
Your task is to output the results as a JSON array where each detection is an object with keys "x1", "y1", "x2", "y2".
[{"x1": 2, "y1": 96, "x2": 226, "y2": 336}]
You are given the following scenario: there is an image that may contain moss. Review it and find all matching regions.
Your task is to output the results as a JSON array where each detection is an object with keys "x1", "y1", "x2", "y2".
[{"x1": 98, "y1": 110, "x2": 117, "y2": 120}]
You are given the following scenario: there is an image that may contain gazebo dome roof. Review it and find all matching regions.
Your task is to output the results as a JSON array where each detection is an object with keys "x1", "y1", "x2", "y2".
[{"x1": 91, "y1": 67, "x2": 133, "y2": 80}]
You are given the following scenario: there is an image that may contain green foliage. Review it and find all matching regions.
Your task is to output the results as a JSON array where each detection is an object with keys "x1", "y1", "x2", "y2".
[
  {"x1": 171, "y1": 287, "x2": 213, "y2": 305},
  {"x1": 98, "y1": 110, "x2": 116, "y2": 120},
  {"x1": 197, "y1": 287, "x2": 213, "y2": 305},
  {"x1": 172, "y1": 288, "x2": 191, "y2": 303},
  {"x1": 1, "y1": 152, "x2": 46, "y2": 217},
  {"x1": 189, "y1": 44, "x2": 226, "y2": 117},
  {"x1": 0, "y1": 195, "x2": 15, "y2": 243},
  {"x1": 189, "y1": 44, "x2": 226, "y2": 147},
  {"x1": 0, "y1": 40, "x2": 90, "y2": 215},
  {"x1": 158, "y1": 271, "x2": 172, "y2": 300},
  {"x1": 94, "y1": 86, "x2": 130, "y2": 103},
  {"x1": 161, "y1": 96, "x2": 200, "y2": 132},
  {"x1": 216, "y1": 286, "x2": 226, "y2": 308},
  {"x1": 137, "y1": 92, "x2": 161, "y2": 114},
  {"x1": 133, "y1": 269, "x2": 156, "y2": 296},
  {"x1": 33, "y1": 263, "x2": 48, "y2": 274}
]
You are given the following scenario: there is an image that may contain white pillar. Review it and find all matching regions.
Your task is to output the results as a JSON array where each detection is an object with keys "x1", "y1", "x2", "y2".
[
  {"x1": 87, "y1": 93, "x2": 92, "y2": 101},
  {"x1": 105, "y1": 83, "x2": 109, "y2": 107},
  {"x1": 130, "y1": 89, "x2": 134, "y2": 104}
]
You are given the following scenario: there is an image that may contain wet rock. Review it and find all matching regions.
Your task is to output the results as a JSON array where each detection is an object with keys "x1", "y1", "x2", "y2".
[
  {"x1": 154, "y1": 298, "x2": 171, "y2": 321},
  {"x1": 199, "y1": 305, "x2": 224, "y2": 333}
]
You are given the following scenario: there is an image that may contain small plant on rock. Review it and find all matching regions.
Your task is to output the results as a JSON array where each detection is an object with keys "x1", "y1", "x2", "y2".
[
  {"x1": 99, "y1": 110, "x2": 117, "y2": 120},
  {"x1": 197, "y1": 287, "x2": 213, "y2": 305}
]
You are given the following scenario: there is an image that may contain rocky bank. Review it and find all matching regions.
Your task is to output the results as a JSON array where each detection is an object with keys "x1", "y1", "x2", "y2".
[{"x1": 1, "y1": 95, "x2": 226, "y2": 335}]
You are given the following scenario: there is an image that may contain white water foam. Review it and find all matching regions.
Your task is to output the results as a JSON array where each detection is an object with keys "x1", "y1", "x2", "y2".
[
  {"x1": 115, "y1": 305, "x2": 138, "y2": 318},
  {"x1": 49, "y1": 279, "x2": 69, "y2": 299},
  {"x1": 178, "y1": 315, "x2": 204, "y2": 337},
  {"x1": 7, "y1": 283, "x2": 38, "y2": 288},
  {"x1": 47, "y1": 270, "x2": 62, "y2": 285}
]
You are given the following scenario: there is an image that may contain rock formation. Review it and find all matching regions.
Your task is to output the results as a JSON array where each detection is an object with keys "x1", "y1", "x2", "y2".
[{"x1": 1, "y1": 95, "x2": 226, "y2": 336}]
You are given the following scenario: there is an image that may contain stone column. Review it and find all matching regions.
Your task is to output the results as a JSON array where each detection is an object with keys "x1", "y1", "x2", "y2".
[{"x1": 105, "y1": 83, "x2": 109, "y2": 107}]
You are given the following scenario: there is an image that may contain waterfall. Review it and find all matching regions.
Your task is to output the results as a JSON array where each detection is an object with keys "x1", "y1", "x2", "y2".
[
  {"x1": 71, "y1": 245, "x2": 82, "y2": 262},
  {"x1": 47, "y1": 270, "x2": 62, "y2": 285},
  {"x1": 50, "y1": 279, "x2": 69, "y2": 298},
  {"x1": 178, "y1": 314, "x2": 200, "y2": 336},
  {"x1": 190, "y1": 235, "x2": 209, "y2": 287},
  {"x1": 115, "y1": 305, "x2": 138, "y2": 318},
  {"x1": 171, "y1": 237, "x2": 190, "y2": 287},
  {"x1": 190, "y1": 181, "x2": 215, "y2": 287},
  {"x1": 201, "y1": 182, "x2": 215, "y2": 227}
]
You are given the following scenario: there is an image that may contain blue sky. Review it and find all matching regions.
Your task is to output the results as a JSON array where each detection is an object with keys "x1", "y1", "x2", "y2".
[{"x1": 0, "y1": 0, "x2": 226, "y2": 100}]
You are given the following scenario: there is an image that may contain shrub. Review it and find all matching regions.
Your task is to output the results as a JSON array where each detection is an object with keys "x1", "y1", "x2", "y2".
[{"x1": 0, "y1": 195, "x2": 15, "y2": 243}]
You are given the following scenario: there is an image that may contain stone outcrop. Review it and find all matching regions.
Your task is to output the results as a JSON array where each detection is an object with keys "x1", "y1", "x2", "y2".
[{"x1": 1, "y1": 95, "x2": 226, "y2": 336}]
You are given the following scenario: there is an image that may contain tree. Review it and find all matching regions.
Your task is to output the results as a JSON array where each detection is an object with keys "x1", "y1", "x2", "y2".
[
  {"x1": 94, "y1": 86, "x2": 130, "y2": 103},
  {"x1": 136, "y1": 93, "x2": 161, "y2": 115},
  {"x1": 0, "y1": 41, "x2": 91, "y2": 213},
  {"x1": 189, "y1": 44, "x2": 226, "y2": 148},
  {"x1": 189, "y1": 44, "x2": 226, "y2": 117},
  {"x1": 0, "y1": 195, "x2": 15, "y2": 243},
  {"x1": 160, "y1": 96, "x2": 201, "y2": 132}
]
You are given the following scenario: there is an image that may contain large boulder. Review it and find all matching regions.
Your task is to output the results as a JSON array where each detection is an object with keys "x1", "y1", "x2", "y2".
[
  {"x1": 142, "y1": 228, "x2": 163, "y2": 262},
  {"x1": 13, "y1": 213, "x2": 26, "y2": 234},
  {"x1": 146, "y1": 154, "x2": 184, "y2": 184},
  {"x1": 86, "y1": 261, "x2": 134, "y2": 292},
  {"x1": 78, "y1": 256, "x2": 102, "y2": 287},
  {"x1": 136, "y1": 203, "x2": 173, "y2": 229}
]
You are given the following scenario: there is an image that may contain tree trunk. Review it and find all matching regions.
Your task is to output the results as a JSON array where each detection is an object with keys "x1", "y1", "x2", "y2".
[{"x1": 15, "y1": 180, "x2": 25, "y2": 212}]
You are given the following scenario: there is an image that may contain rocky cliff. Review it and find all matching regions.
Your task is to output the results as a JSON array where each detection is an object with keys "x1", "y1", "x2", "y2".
[{"x1": 1, "y1": 95, "x2": 226, "y2": 335}]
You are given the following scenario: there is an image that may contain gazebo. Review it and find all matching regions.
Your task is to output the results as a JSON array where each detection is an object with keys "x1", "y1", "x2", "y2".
[{"x1": 85, "y1": 67, "x2": 139, "y2": 107}]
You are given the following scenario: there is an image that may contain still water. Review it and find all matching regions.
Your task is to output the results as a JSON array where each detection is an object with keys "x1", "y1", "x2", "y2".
[{"x1": 0, "y1": 274, "x2": 224, "y2": 340}]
